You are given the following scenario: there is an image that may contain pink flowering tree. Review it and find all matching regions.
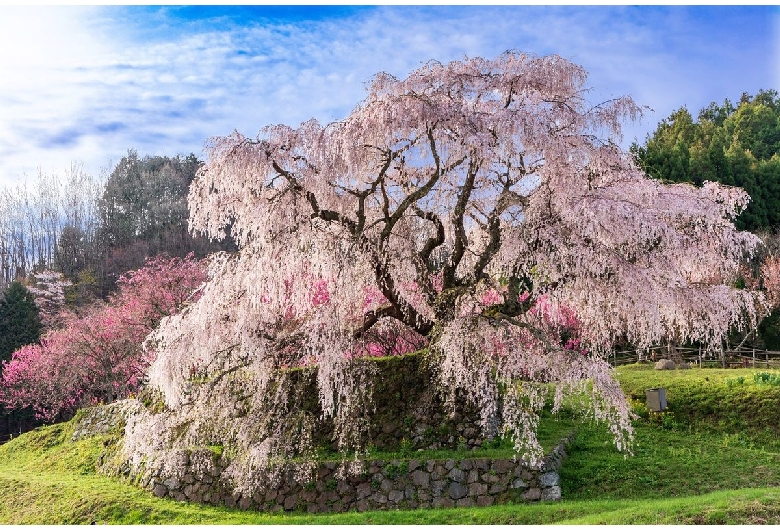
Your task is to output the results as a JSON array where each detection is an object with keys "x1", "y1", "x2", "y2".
[
  {"x1": 0, "y1": 254, "x2": 206, "y2": 421},
  {"x1": 123, "y1": 53, "x2": 761, "y2": 481}
]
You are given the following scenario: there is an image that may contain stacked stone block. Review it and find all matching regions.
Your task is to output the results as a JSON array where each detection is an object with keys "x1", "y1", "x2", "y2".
[{"x1": 128, "y1": 435, "x2": 572, "y2": 513}]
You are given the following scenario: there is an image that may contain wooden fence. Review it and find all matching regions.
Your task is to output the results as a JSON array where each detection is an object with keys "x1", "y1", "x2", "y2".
[{"x1": 607, "y1": 345, "x2": 780, "y2": 369}]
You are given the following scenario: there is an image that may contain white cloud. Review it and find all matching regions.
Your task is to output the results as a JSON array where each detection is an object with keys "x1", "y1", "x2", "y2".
[{"x1": 0, "y1": 6, "x2": 776, "y2": 187}]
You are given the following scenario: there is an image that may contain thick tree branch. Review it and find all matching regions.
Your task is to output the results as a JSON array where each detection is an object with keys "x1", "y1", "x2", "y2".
[
  {"x1": 371, "y1": 258, "x2": 434, "y2": 336},
  {"x1": 352, "y1": 305, "x2": 402, "y2": 339},
  {"x1": 473, "y1": 186, "x2": 529, "y2": 281},
  {"x1": 411, "y1": 205, "x2": 445, "y2": 304},
  {"x1": 354, "y1": 147, "x2": 400, "y2": 234},
  {"x1": 272, "y1": 160, "x2": 359, "y2": 235},
  {"x1": 412, "y1": 205, "x2": 446, "y2": 266},
  {"x1": 443, "y1": 156, "x2": 480, "y2": 288}
]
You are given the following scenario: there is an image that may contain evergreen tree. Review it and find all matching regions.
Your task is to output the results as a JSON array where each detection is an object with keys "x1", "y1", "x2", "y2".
[
  {"x1": 634, "y1": 89, "x2": 780, "y2": 232},
  {"x1": 0, "y1": 281, "x2": 42, "y2": 441},
  {"x1": 0, "y1": 281, "x2": 42, "y2": 362}
]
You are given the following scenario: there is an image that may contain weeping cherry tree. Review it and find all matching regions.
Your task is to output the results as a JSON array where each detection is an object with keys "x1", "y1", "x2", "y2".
[{"x1": 123, "y1": 52, "x2": 762, "y2": 492}]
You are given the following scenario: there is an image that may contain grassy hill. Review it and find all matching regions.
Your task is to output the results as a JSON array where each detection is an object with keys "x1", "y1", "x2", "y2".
[{"x1": 3, "y1": 364, "x2": 780, "y2": 524}]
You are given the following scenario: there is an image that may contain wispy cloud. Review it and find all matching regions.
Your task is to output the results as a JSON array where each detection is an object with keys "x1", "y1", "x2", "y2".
[{"x1": 0, "y1": 5, "x2": 777, "y2": 186}]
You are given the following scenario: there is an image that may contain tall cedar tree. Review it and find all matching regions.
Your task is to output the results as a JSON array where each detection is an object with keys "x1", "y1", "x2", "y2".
[
  {"x1": 633, "y1": 89, "x2": 780, "y2": 231},
  {"x1": 0, "y1": 282, "x2": 42, "y2": 362},
  {"x1": 0, "y1": 282, "x2": 42, "y2": 441}
]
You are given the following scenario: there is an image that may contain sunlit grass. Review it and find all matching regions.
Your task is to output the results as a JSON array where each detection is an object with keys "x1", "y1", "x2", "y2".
[{"x1": 4, "y1": 365, "x2": 780, "y2": 523}]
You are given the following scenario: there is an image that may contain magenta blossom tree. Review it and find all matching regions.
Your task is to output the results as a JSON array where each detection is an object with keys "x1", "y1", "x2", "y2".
[
  {"x1": 123, "y1": 53, "x2": 762, "y2": 484},
  {"x1": 0, "y1": 254, "x2": 206, "y2": 421}
]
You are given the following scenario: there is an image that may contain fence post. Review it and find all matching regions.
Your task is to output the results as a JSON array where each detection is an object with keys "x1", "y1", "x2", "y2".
[{"x1": 699, "y1": 344, "x2": 702, "y2": 368}]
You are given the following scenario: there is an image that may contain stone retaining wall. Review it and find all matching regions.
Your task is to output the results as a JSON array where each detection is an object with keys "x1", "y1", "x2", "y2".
[
  {"x1": 71, "y1": 400, "x2": 142, "y2": 442},
  {"x1": 72, "y1": 359, "x2": 574, "y2": 515},
  {"x1": 126, "y1": 434, "x2": 572, "y2": 513}
]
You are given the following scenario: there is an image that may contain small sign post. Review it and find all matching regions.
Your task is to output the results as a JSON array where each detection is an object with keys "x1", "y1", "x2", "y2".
[{"x1": 645, "y1": 388, "x2": 667, "y2": 412}]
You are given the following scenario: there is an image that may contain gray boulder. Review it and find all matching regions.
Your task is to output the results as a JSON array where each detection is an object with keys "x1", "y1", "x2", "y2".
[{"x1": 654, "y1": 359, "x2": 676, "y2": 370}]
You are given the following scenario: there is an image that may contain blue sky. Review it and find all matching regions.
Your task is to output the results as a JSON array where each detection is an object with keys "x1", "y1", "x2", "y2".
[{"x1": 0, "y1": 5, "x2": 778, "y2": 187}]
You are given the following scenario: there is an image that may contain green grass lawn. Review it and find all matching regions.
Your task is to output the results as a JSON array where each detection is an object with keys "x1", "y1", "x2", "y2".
[{"x1": 4, "y1": 364, "x2": 780, "y2": 524}]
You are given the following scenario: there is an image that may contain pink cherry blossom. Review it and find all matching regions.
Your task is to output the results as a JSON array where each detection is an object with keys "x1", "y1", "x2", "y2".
[
  {"x1": 123, "y1": 53, "x2": 762, "y2": 482},
  {"x1": 0, "y1": 254, "x2": 206, "y2": 420}
]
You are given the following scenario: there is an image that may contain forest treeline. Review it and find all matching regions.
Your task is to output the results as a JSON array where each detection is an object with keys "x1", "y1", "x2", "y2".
[
  {"x1": 637, "y1": 90, "x2": 780, "y2": 349},
  {"x1": 0, "y1": 150, "x2": 233, "y2": 305},
  {"x1": 0, "y1": 151, "x2": 234, "y2": 439},
  {"x1": 633, "y1": 89, "x2": 780, "y2": 232}
]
